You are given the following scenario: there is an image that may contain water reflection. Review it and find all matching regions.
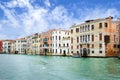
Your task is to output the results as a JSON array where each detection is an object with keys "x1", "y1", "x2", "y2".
[{"x1": 106, "y1": 59, "x2": 120, "y2": 76}]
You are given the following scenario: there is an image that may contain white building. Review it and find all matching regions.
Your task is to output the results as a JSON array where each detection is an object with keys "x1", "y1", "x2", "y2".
[
  {"x1": 52, "y1": 29, "x2": 71, "y2": 56},
  {"x1": 2, "y1": 40, "x2": 14, "y2": 53},
  {"x1": 15, "y1": 38, "x2": 27, "y2": 54}
]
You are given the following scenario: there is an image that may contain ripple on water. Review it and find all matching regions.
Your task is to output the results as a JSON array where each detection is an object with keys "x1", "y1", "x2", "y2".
[{"x1": 0, "y1": 54, "x2": 120, "y2": 80}]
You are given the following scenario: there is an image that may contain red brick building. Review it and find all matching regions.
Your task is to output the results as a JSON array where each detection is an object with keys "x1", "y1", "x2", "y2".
[{"x1": 0, "y1": 41, "x2": 3, "y2": 53}]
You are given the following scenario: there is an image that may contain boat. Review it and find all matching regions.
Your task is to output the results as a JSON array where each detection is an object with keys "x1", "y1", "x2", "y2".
[{"x1": 72, "y1": 54, "x2": 81, "y2": 58}]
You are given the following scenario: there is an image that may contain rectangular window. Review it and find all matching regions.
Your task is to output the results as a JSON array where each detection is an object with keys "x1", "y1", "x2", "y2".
[
  {"x1": 99, "y1": 23, "x2": 102, "y2": 28},
  {"x1": 76, "y1": 28, "x2": 79, "y2": 33},
  {"x1": 114, "y1": 35, "x2": 116, "y2": 42},
  {"x1": 92, "y1": 44, "x2": 94, "y2": 48},
  {"x1": 92, "y1": 35, "x2": 94, "y2": 42},
  {"x1": 71, "y1": 38, "x2": 73, "y2": 43},
  {"x1": 114, "y1": 44, "x2": 116, "y2": 48},
  {"x1": 56, "y1": 49, "x2": 57, "y2": 53},
  {"x1": 53, "y1": 37, "x2": 54, "y2": 40},
  {"x1": 105, "y1": 23, "x2": 108, "y2": 27},
  {"x1": 85, "y1": 26, "x2": 87, "y2": 31},
  {"x1": 80, "y1": 45, "x2": 82, "y2": 48},
  {"x1": 56, "y1": 36, "x2": 57, "y2": 40},
  {"x1": 68, "y1": 49, "x2": 69, "y2": 53},
  {"x1": 91, "y1": 25, "x2": 94, "y2": 30},
  {"x1": 104, "y1": 36, "x2": 110, "y2": 44},
  {"x1": 59, "y1": 36, "x2": 61, "y2": 40},
  {"x1": 60, "y1": 49, "x2": 62, "y2": 54},
  {"x1": 67, "y1": 43, "x2": 69, "y2": 47},
  {"x1": 88, "y1": 35, "x2": 90, "y2": 41},
  {"x1": 88, "y1": 25, "x2": 90, "y2": 31},
  {"x1": 71, "y1": 46, "x2": 73, "y2": 49},
  {"x1": 77, "y1": 37, "x2": 79, "y2": 43},
  {"x1": 80, "y1": 36, "x2": 82, "y2": 42},
  {"x1": 63, "y1": 44, "x2": 65, "y2": 47},
  {"x1": 77, "y1": 45, "x2": 79, "y2": 49},
  {"x1": 52, "y1": 44, "x2": 54, "y2": 47},
  {"x1": 87, "y1": 44, "x2": 90, "y2": 48},
  {"x1": 99, "y1": 33, "x2": 102, "y2": 41},
  {"x1": 59, "y1": 44, "x2": 61, "y2": 47},
  {"x1": 71, "y1": 29, "x2": 73, "y2": 34},
  {"x1": 99, "y1": 44, "x2": 102, "y2": 48}
]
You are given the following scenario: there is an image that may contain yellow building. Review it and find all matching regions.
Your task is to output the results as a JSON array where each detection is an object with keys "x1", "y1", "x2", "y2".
[
  {"x1": 26, "y1": 33, "x2": 40, "y2": 54},
  {"x1": 10, "y1": 40, "x2": 15, "y2": 54}
]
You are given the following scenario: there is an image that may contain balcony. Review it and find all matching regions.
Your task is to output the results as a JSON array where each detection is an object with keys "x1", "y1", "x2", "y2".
[
  {"x1": 43, "y1": 43, "x2": 50, "y2": 48},
  {"x1": 43, "y1": 38, "x2": 48, "y2": 43},
  {"x1": 79, "y1": 40, "x2": 90, "y2": 45}
]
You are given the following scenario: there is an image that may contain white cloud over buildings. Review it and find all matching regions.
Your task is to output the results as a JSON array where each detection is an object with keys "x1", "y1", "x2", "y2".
[{"x1": 0, "y1": 0, "x2": 119, "y2": 39}]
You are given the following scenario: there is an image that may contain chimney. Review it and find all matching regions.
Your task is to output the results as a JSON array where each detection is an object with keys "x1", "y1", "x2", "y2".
[
  {"x1": 108, "y1": 16, "x2": 113, "y2": 19},
  {"x1": 106, "y1": 16, "x2": 113, "y2": 20}
]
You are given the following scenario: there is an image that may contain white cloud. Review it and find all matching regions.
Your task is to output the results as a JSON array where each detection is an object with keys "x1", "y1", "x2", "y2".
[
  {"x1": 44, "y1": 0, "x2": 51, "y2": 7},
  {"x1": 0, "y1": 0, "x2": 120, "y2": 40},
  {"x1": 6, "y1": 0, "x2": 34, "y2": 9},
  {"x1": 0, "y1": 4, "x2": 19, "y2": 28},
  {"x1": 77, "y1": 8, "x2": 120, "y2": 22}
]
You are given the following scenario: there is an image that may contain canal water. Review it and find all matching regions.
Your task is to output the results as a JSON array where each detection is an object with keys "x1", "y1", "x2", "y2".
[{"x1": 0, "y1": 54, "x2": 120, "y2": 80}]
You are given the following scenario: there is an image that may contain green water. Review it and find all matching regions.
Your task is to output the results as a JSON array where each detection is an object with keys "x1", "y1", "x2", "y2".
[{"x1": 0, "y1": 54, "x2": 120, "y2": 80}]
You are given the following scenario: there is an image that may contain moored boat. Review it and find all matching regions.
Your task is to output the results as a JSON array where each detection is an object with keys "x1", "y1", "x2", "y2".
[{"x1": 72, "y1": 53, "x2": 81, "y2": 58}]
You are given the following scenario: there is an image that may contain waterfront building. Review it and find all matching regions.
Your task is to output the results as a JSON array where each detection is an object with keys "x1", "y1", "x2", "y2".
[
  {"x1": 116, "y1": 18, "x2": 120, "y2": 58},
  {"x1": 2, "y1": 40, "x2": 14, "y2": 53},
  {"x1": 15, "y1": 38, "x2": 27, "y2": 54},
  {"x1": 26, "y1": 33, "x2": 40, "y2": 54},
  {"x1": 31, "y1": 33, "x2": 41, "y2": 55},
  {"x1": 71, "y1": 16, "x2": 120, "y2": 57},
  {"x1": 40, "y1": 30, "x2": 53, "y2": 55},
  {"x1": 52, "y1": 29, "x2": 71, "y2": 56},
  {"x1": 0, "y1": 40, "x2": 3, "y2": 53},
  {"x1": 40, "y1": 29, "x2": 71, "y2": 56},
  {"x1": 10, "y1": 40, "x2": 15, "y2": 54}
]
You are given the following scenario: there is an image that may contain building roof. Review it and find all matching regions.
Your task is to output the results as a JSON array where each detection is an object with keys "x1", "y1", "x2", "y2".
[
  {"x1": 16, "y1": 38, "x2": 25, "y2": 40},
  {"x1": 2, "y1": 40, "x2": 15, "y2": 42},
  {"x1": 71, "y1": 16, "x2": 114, "y2": 28}
]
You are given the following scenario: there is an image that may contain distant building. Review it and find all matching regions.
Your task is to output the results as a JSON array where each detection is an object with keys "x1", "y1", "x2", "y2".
[
  {"x1": 2, "y1": 40, "x2": 14, "y2": 53},
  {"x1": 52, "y1": 29, "x2": 71, "y2": 56},
  {"x1": 10, "y1": 40, "x2": 15, "y2": 54},
  {"x1": 31, "y1": 33, "x2": 41, "y2": 55},
  {"x1": 15, "y1": 38, "x2": 27, "y2": 54},
  {"x1": 71, "y1": 16, "x2": 120, "y2": 57},
  {"x1": 116, "y1": 18, "x2": 120, "y2": 58},
  {"x1": 26, "y1": 33, "x2": 41, "y2": 54},
  {"x1": 40, "y1": 29, "x2": 71, "y2": 56},
  {"x1": 0, "y1": 40, "x2": 3, "y2": 53},
  {"x1": 40, "y1": 30, "x2": 53, "y2": 55}
]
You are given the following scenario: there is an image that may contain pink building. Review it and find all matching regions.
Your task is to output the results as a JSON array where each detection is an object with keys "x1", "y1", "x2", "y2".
[{"x1": 40, "y1": 29, "x2": 55, "y2": 55}]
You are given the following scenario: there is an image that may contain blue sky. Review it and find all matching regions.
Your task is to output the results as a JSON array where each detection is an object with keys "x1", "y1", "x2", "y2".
[{"x1": 0, "y1": 0, "x2": 120, "y2": 39}]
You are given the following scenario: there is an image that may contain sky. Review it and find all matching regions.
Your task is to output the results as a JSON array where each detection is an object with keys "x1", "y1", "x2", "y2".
[{"x1": 0, "y1": 0, "x2": 120, "y2": 39}]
